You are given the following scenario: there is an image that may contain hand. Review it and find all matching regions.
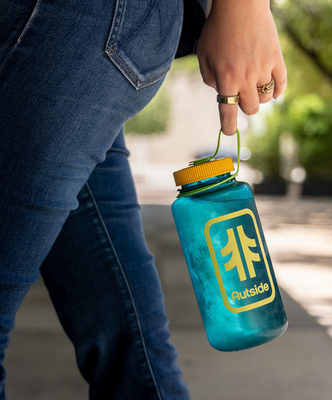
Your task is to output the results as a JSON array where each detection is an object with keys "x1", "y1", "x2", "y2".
[{"x1": 197, "y1": 0, "x2": 287, "y2": 135}]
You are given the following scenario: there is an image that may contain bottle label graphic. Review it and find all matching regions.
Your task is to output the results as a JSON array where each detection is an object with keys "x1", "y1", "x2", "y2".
[{"x1": 204, "y1": 208, "x2": 275, "y2": 313}]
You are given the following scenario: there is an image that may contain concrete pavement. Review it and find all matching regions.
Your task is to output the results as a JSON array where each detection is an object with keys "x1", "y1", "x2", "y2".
[{"x1": 3, "y1": 197, "x2": 332, "y2": 400}]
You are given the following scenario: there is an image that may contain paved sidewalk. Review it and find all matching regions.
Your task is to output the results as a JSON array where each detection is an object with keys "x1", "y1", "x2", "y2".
[{"x1": 3, "y1": 197, "x2": 332, "y2": 400}]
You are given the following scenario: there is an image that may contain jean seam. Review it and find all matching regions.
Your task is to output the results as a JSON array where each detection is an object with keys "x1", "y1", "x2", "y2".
[
  {"x1": 106, "y1": 47, "x2": 169, "y2": 88},
  {"x1": 0, "y1": 0, "x2": 43, "y2": 76},
  {"x1": 85, "y1": 182, "x2": 163, "y2": 400},
  {"x1": 107, "y1": 0, "x2": 125, "y2": 48}
]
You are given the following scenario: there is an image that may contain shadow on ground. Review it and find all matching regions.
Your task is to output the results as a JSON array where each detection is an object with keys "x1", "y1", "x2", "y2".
[{"x1": 3, "y1": 199, "x2": 332, "y2": 400}]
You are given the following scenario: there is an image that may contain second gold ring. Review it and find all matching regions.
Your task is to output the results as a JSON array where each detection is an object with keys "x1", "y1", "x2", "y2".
[{"x1": 257, "y1": 78, "x2": 275, "y2": 94}]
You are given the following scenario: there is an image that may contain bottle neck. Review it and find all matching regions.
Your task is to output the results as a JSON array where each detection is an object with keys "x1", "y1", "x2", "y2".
[{"x1": 179, "y1": 172, "x2": 233, "y2": 195}]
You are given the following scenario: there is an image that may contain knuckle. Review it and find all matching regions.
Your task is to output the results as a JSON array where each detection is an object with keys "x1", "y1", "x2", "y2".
[
  {"x1": 220, "y1": 71, "x2": 234, "y2": 88},
  {"x1": 221, "y1": 112, "x2": 237, "y2": 123},
  {"x1": 217, "y1": 70, "x2": 238, "y2": 94},
  {"x1": 244, "y1": 68, "x2": 256, "y2": 83}
]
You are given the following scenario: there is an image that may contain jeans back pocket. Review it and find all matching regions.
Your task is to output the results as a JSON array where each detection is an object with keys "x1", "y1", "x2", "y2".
[{"x1": 105, "y1": 0, "x2": 183, "y2": 89}]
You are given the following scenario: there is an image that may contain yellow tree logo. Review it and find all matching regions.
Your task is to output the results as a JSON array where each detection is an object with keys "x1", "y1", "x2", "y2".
[
  {"x1": 204, "y1": 208, "x2": 275, "y2": 313},
  {"x1": 204, "y1": 209, "x2": 275, "y2": 312},
  {"x1": 220, "y1": 225, "x2": 260, "y2": 281}
]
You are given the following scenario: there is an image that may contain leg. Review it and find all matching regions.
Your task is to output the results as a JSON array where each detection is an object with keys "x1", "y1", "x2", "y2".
[
  {"x1": 0, "y1": 0, "x2": 183, "y2": 397},
  {"x1": 40, "y1": 131, "x2": 190, "y2": 400}
]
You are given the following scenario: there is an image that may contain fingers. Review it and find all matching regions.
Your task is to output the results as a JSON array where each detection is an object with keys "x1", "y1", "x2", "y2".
[
  {"x1": 203, "y1": 63, "x2": 286, "y2": 136},
  {"x1": 272, "y1": 59, "x2": 287, "y2": 99},
  {"x1": 199, "y1": 57, "x2": 238, "y2": 136},
  {"x1": 239, "y1": 83, "x2": 260, "y2": 115},
  {"x1": 218, "y1": 102, "x2": 238, "y2": 136},
  {"x1": 257, "y1": 76, "x2": 274, "y2": 104},
  {"x1": 198, "y1": 55, "x2": 218, "y2": 91},
  {"x1": 215, "y1": 77, "x2": 238, "y2": 135},
  {"x1": 217, "y1": 82, "x2": 261, "y2": 136}
]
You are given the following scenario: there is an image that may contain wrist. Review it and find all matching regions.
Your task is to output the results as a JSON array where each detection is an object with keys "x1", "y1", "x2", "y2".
[{"x1": 210, "y1": 0, "x2": 270, "y2": 15}]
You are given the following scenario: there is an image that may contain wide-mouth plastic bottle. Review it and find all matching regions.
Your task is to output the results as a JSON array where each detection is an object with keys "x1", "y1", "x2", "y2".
[{"x1": 171, "y1": 157, "x2": 288, "y2": 351}]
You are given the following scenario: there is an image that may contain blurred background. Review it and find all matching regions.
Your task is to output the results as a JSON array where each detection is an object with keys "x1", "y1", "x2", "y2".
[{"x1": 4, "y1": 0, "x2": 332, "y2": 399}]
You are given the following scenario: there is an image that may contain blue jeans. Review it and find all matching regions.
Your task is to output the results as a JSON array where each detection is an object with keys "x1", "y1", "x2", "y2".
[{"x1": 0, "y1": 0, "x2": 190, "y2": 399}]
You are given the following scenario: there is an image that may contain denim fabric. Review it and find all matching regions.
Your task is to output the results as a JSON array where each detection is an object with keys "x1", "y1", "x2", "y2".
[
  {"x1": 0, "y1": 0, "x2": 188, "y2": 399},
  {"x1": 106, "y1": 0, "x2": 183, "y2": 88},
  {"x1": 41, "y1": 131, "x2": 189, "y2": 399}
]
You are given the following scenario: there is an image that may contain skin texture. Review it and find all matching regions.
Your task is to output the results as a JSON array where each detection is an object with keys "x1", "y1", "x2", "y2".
[{"x1": 197, "y1": 0, "x2": 287, "y2": 135}]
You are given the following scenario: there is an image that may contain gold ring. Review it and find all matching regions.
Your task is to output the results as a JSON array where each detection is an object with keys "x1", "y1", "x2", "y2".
[
  {"x1": 217, "y1": 95, "x2": 239, "y2": 105},
  {"x1": 257, "y1": 78, "x2": 274, "y2": 94}
]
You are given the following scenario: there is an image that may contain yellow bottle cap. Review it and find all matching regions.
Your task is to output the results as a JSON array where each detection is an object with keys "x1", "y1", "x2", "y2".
[{"x1": 173, "y1": 157, "x2": 235, "y2": 187}]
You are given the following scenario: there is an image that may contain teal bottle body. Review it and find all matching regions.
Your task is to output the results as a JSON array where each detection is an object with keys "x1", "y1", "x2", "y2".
[{"x1": 171, "y1": 175, "x2": 288, "y2": 351}]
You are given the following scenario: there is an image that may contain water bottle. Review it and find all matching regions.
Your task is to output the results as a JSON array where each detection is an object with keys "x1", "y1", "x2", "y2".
[{"x1": 171, "y1": 133, "x2": 287, "y2": 351}]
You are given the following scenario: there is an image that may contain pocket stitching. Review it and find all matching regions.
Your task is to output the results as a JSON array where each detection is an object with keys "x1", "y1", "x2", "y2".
[
  {"x1": 107, "y1": 0, "x2": 126, "y2": 49},
  {"x1": 106, "y1": 46, "x2": 170, "y2": 88}
]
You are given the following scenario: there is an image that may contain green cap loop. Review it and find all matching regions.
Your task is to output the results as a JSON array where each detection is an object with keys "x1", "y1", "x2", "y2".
[{"x1": 176, "y1": 128, "x2": 241, "y2": 198}]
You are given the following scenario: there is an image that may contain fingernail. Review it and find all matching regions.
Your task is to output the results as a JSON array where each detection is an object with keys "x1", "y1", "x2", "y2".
[{"x1": 274, "y1": 95, "x2": 281, "y2": 100}]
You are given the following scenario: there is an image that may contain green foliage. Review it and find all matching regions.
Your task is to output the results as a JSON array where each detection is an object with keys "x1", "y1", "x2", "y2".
[
  {"x1": 247, "y1": 111, "x2": 283, "y2": 180},
  {"x1": 272, "y1": 0, "x2": 332, "y2": 81},
  {"x1": 125, "y1": 87, "x2": 170, "y2": 135},
  {"x1": 282, "y1": 95, "x2": 332, "y2": 179},
  {"x1": 247, "y1": 0, "x2": 332, "y2": 181},
  {"x1": 247, "y1": 95, "x2": 332, "y2": 181}
]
